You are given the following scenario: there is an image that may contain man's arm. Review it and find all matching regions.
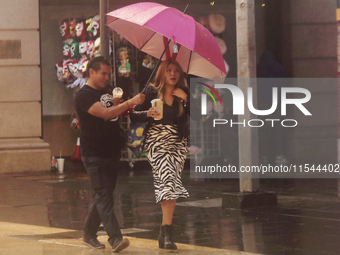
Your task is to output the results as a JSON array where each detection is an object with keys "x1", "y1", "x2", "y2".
[{"x1": 88, "y1": 94, "x2": 145, "y2": 120}]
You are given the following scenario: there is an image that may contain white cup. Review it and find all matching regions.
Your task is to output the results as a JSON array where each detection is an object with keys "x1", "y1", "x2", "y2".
[
  {"x1": 57, "y1": 158, "x2": 65, "y2": 174},
  {"x1": 151, "y1": 99, "x2": 163, "y2": 120},
  {"x1": 112, "y1": 87, "x2": 124, "y2": 99}
]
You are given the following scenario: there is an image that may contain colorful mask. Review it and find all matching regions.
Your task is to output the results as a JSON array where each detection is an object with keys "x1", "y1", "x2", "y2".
[
  {"x1": 93, "y1": 37, "x2": 101, "y2": 57},
  {"x1": 63, "y1": 59, "x2": 73, "y2": 82},
  {"x1": 79, "y1": 40, "x2": 88, "y2": 55},
  {"x1": 55, "y1": 62, "x2": 64, "y2": 82},
  {"x1": 86, "y1": 15, "x2": 100, "y2": 38},
  {"x1": 60, "y1": 19, "x2": 71, "y2": 39},
  {"x1": 76, "y1": 20, "x2": 87, "y2": 40},
  {"x1": 70, "y1": 41, "x2": 81, "y2": 59},
  {"x1": 92, "y1": 19, "x2": 100, "y2": 37},
  {"x1": 68, "y1": 60, "x2": 82, "y2": 79},
  {"x1": 69, "y1": 18, "x2": 77, "y2": 38},
  {"x1": 87, "y1": 40, "x2": 94, "y2": 58},
  {"x1": 78, "y1": 58, "x2": 89, "y2": 78},
  {"x1": 63, "y1": 43, "x2": 71, "y2": 59}
]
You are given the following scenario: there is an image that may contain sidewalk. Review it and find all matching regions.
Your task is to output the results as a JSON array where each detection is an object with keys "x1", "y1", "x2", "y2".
[{"x1": 0, "y1": 160, "x2": 339, "y2": 255}]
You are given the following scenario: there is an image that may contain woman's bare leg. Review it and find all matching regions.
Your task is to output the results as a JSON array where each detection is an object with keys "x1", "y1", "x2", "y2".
[{"x1": 161, "y1": 199, "x2": 176, "y2": 225}]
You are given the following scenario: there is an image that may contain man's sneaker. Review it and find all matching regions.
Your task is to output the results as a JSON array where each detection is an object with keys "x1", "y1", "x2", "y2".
[
  {"x1": 83, "y1": 237, "x2": 105, "y2": 249},
  {"x1": 112, "y1": 238, "x2": 130, "y2": 253}
]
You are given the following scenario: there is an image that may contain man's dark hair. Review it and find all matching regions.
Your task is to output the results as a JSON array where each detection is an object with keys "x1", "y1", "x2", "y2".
[{"x1": 87, "y1": 56, "x2": 111, "y2": 77}]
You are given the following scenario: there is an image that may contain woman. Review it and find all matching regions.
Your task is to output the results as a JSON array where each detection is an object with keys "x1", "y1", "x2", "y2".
[{"x1": 130, "y1": 59, "x2": 200, "y2": 250}]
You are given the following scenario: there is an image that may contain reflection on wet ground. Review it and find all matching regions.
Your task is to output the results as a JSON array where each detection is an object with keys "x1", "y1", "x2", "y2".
[{"x1": 0, "y1": 161, "x2": 339, "y2": 255}]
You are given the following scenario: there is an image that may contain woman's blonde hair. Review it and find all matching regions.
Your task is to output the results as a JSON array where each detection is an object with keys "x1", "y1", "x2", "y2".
[{"x1": 151, "y1": 59, "x2": 187, "y2": 116}]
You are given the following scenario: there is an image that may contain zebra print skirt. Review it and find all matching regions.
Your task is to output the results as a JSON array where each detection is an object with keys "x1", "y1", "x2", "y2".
[{"x1": 144, "y1": 124, "x2": 189, "y2": 203}]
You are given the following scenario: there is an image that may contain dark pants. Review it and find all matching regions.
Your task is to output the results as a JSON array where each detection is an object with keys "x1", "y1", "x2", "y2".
[{"x1": 82, "y1": 156, "x2": 122, "y2": 246}]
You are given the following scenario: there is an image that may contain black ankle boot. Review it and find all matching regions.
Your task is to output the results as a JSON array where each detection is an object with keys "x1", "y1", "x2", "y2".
[{"x1": 158, "y1": 225, "x2": 177, "y2": 250}]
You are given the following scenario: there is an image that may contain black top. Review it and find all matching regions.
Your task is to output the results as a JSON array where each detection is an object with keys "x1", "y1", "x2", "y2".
[
  {"x1": 130, "y1": 85, "x2": 201, "y2": 139},
  {"x1": 74, "y1": 85, "x2": 123, "y2": 157},
  {"x1": 154, "y1": 103, "x2": 177, "y2": 125}
]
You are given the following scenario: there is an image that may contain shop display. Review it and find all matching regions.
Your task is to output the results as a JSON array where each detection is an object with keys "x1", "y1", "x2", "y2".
[{"x1": 56, "y1": 14, "x2": 101, "y2": 86}]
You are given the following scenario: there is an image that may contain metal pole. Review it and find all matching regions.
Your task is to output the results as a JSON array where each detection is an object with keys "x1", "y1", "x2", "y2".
[
  {"x1": 112, "y1": 30, "x2": 116, "y2": 88},
  {"x1": 100, "y1": 0, "x2": 109, "y2": 60},
  {"x1": 236, "y1": 0, "x2": 259, "y2": 192}
]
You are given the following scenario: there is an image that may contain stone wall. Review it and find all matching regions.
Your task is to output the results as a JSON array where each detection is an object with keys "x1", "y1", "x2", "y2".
[{"x1": 0, "y1": 0, "x2": 50, "y2": 173}]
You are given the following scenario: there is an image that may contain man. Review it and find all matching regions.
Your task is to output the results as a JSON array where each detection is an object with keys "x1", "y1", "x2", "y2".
[{"x1": 75, "y1": 56, "x2": 145, "y2": 252}]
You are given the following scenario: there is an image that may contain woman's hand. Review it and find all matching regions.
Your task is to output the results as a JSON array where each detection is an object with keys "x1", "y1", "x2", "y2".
[
  {"x1": 172, "y1": 88, "x2": 187, "y2": 102},
  {"x1": 147, "y1": 107, "x2": 159, "y2": 118}
]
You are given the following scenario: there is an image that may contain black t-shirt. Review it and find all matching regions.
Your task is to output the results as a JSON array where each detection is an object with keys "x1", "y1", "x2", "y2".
[{"x1": 75, "y1": 85, "x2": 123, "y2": 157}]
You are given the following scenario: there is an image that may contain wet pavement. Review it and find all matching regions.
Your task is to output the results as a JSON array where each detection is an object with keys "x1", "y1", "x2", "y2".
[{"x1": 0, "y1": 160, "x2": 340, "y2": 255}]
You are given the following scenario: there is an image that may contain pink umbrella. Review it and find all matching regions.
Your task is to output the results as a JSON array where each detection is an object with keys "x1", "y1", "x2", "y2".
[{"x1": 106, "y1": 2, "x2": 227, "y2": 80}]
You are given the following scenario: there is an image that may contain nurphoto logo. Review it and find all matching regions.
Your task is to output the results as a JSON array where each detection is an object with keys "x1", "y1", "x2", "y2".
[{"x1": 199, "y1": 82, "x2": 312, "y2": 128}]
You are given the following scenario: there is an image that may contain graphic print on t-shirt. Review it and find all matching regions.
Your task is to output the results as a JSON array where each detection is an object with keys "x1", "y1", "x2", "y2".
[{"x1": 100, "y1": 94, "x2": 118, "y2": 121}]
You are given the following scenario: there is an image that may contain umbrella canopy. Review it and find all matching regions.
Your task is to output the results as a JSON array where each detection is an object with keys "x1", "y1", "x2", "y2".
[{"x1": 106, "y1": 2, "x2": 227, "y2": 79}]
